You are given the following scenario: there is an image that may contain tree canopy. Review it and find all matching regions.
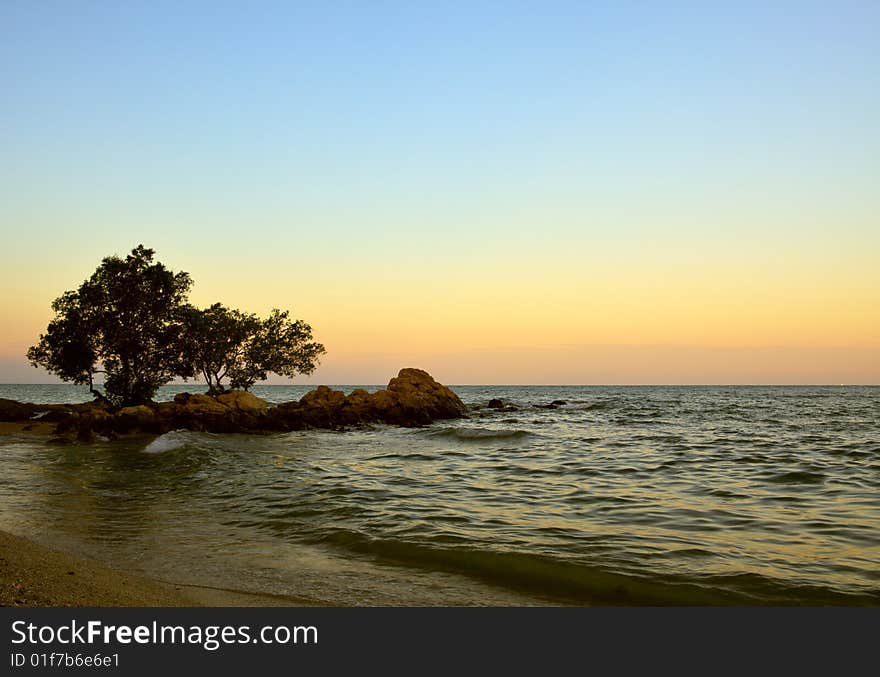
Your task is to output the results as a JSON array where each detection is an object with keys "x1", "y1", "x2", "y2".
[
  {"x1": 182, "y1": 304, "x2": 324, "y2": 393},
  {"x1": 28, "y1": 246, "x2": 325, "y2": 406}
]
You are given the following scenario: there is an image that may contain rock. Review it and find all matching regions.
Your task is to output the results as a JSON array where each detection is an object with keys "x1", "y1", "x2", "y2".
[
  {"x1": 7, "y1": 368, "x2": 466, "y2": 439},
  {"x1": 81, "y1": 408, "x2": 112, "y2": 428},
  {"x1": 551, "y1": 400, "x2": 567, "y2": 406},
  {"x1": 53, "y1": 403, "x2": 114, "y2": 438},
  {"x1": 166, "y1": 391, "x2": 268, "y2": 432},
  {"x1": 486, "y1": 399, "x2": 519, "y2": 412},
  {"x1": 0, "y1": 398, "x2": 37, "y2": 421},
  {"x1": 298, "y1": 386, "x2": 347, "y2": 428},
  {"x1": 300, "y1": 386, "x2": 346, "y2": 409},
  {"x1": 216, "y1": 390, "x2": 268, "y2": 414},
  {"x1": 156, "y1": 401, "x2": 180, "y2": 417},
  {"x1": 368, "y1": 389, "x2": 398, "y2": 416},
  {"x1": 115, "y1": 405, "x2": 160, "y2": 432},
  {"x1": 173, "y1": 393, "x2": 228, "y2": 416},
  {"x1": 271, "y1": 371, "x2": 465, "y2": 430},
  {"x1": 266, "y1": 401, "x2": 308, "y2": 431},
  {"x1": 0, "y1": 397, "x2": 74, "y2": 423},
  {"x1": 118, "y1": 405, "x2": 154, "y2": 422},
  {"x1": 339, "y1": 388, "x2": 378, "y2": 425},
  {"x1": 32, "y1": 408, "x2": 76, "y2": 423},
  {"x1": 384, "y1": 368, "x2": 467, "y2": 426}
]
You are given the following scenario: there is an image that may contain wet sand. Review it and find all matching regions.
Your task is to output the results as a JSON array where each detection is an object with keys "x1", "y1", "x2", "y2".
[{"x1": 0, "y1": 530, "x2": 317, "y2": 607}]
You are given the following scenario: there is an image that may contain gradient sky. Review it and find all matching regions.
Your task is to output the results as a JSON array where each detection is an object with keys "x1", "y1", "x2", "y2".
[{"x1": 1, "y1": 1, "x2": 878, "y2": 384}]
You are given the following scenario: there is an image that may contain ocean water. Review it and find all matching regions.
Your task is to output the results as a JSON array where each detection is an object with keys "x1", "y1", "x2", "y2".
[{"x1": 0, "y1": 384, "x2": 878, "y2": 606}]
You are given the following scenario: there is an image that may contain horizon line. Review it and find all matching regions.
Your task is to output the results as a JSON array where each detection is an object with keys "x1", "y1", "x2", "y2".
[{"x1": 1, "y1": 382, "x2": 877, "y2": 388}]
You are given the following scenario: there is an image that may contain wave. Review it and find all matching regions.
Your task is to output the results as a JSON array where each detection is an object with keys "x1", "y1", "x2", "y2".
[
  {"x1": 143, "y1": 430, "x2": 191, "y2": 454},
  {"x1": 576, "y1": 401, "x2": 614, "y2": 411},
  {"x1": 425, "y1": 427, "x2": 533, "y2": 442},
  {"x1": 767, "y1": 470, "x2": 826, "y2": 485},
  {"x1": 315, "y1": 530, "x2": 878, "y2": 606}
]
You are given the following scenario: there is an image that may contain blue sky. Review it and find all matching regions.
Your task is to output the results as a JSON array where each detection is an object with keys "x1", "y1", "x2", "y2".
[{"x1": 1, "y1": 1, "x2": 878, "y2": 383}]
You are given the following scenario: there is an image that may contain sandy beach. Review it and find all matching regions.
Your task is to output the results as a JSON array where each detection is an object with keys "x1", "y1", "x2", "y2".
[{"x1": 0, "y1": 529, "x2": 318, "y2": 607}]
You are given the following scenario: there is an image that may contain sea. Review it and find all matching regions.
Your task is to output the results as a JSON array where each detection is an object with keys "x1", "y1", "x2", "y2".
[{"x1": 0, "y1": 384, "x2": 878, "y2": 606}]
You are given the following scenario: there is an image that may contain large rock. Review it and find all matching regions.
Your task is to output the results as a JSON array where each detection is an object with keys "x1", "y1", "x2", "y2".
[
  {"x1": 368, "y1": 389, "x2": 398, "y2": 417},
  {"x1": 53, "y1": 402, "x2": 115, "y2": 441},
  {"x1": 117, "y1": 405, "x2": 155, "y2": 424},
  {"x1": 266, "y1": 401, "x2": 308, "y2": 431},
  {"x1": 168, "y1": 391, "x2": 269, "y2": 432},
  {"x1": 216, "y1": 390, "x2": 268, "y2": 414},
  {"x1": 297, "y1": 386, "x2": 347, "y2": 428},
  {"x1": 339, "y1": 388, "x2": 377, "y2": 425},
  {"x1": 114, "y1": 405, "x2": 160, "y2": 433},
  {"x1": 173, "y1": 393, "x2": 228, "y2": 415},
  {"x1": 383, "y1": 368, "x2": 467, "y2": 426},
  {"x1": 268, "y1": 370, "x2": 466, "y2": 430},
  {"x1": 0, "y1": 399, "x2": 33, "y2": 421}
]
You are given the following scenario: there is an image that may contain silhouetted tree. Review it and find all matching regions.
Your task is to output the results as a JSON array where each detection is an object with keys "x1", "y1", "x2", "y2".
[
  {"x1": 184, "y1": 306, "x2": 325, "y2": 392},
  {"x1": 26, "y1": 290, "x2": 104, "y2": 402},
  {"x1": 181, "y1": 303, "x2": 260, "y2": 394},
  {"x1": 28, "y1": 245, "x2": 193, "y2": 407}
]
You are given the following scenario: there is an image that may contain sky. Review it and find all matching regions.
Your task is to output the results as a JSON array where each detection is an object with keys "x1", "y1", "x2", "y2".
[{"x1": 1, "y1": 1, "x2": 878, "y2": 384}]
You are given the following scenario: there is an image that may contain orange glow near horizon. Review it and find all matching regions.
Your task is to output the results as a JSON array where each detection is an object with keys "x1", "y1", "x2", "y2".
[{"x1": 2, "y1": 238, "x2": 877, "y2": 384}]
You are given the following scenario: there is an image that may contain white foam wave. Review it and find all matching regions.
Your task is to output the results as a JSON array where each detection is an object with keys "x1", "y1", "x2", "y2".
[{"x1": 143, "y1": 430, "x2": 189, "y2": 454}]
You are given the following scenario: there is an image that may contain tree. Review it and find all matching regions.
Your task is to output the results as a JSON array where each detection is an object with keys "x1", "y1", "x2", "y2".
[
  {"x1": 184, "y1": 306, "x2": 325, "y2": 392},
  {"x1": 181, "y1": 303, "x2": 260, "y2": 394},
  {"x1": 28, "y1": 245, "x2": 193, "y2": 407},
  {"x1": 26, "y1": 290, "x2": 103, "y2": 402}
]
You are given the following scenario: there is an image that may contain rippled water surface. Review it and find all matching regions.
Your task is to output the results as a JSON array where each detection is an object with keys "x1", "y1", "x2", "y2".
[{"x1": 1, "y1": 384, "x2": 878, "y2": 605}]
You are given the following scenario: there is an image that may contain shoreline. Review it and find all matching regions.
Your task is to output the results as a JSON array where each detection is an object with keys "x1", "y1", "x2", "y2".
[{"x1": 0, "y1": 529, "x2": 317, "y2": 607}]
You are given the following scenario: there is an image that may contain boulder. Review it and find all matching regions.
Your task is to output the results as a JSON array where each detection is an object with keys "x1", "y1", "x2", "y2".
[
  {"x1": 487, "y1": 398, "x2": 504, "y2": 409},
  {"x1": 156, "y1": 401, "x2": 180, "y2": 418},
  {"x1": 173, "y1": 393, "x2": 228, "y2": 416},
  {"x1": 168, "y1": 391, "x2": 267, "y2": 432},
  {"x1": 81, "y1": 408, "x2": 112, "y2": 429},
  {"x1": 118, "y1": 405, "x2": 154, "y2": 422},
  {"x1": 33, "y1": 408, "x2": 77, "y2": 423},
  {"x1": 115, "y1": 405, "x2": 160, "y2": 432},
  {"x1": 0, "y1": 398, "x2": 37, "y2": 421},
  {"x1": 270, "y1": 372, "x2": 465, "y2": 430},
  {"x1": 298, "y1": 386, "x2": 347, "y2": 427},
  {"x1": 267, "y1": 401, "x2": 308, "y2": 431},
  {"x1": 216, "y1": 390, "x2": 268, "y2": 414},
  {"x1": 339, "y1": 388, "x2": 379, "y2": 425},
  {"x1": 368, "y1": 389, "x2": 399, "y2": 417},
  {"x1": 383, "y1": 368, "x2": 467, "y2": 426}
]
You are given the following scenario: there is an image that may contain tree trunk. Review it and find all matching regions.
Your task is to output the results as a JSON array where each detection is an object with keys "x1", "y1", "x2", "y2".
[{"x1": 88, "y1": 373, "x2": 112, "y2": 407}]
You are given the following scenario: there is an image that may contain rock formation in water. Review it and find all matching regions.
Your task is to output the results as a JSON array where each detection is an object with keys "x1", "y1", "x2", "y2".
[{"x1": 0, "y1": 368, "x2": 467, "y2": 442}]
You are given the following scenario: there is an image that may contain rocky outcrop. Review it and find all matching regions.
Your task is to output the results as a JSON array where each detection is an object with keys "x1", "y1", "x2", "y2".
[
  {"x1": 15, "y1": 368, "x2": 466, "y2": 441},
  {"x1": 269, "y1": 368, "x2": 467, "y2": 430},
  {"x1": 0, "y1": 398, "x2": 38, "y2": 421},
  {"x1": 0, "y1": 398, "x2": 75, "y2": 422},
  {"x1": 479, "y1": 398, "x2": 519, "y2": 413},
  {"x1": 384, "y1": 367, "x2": 467, "y2": 424}
]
